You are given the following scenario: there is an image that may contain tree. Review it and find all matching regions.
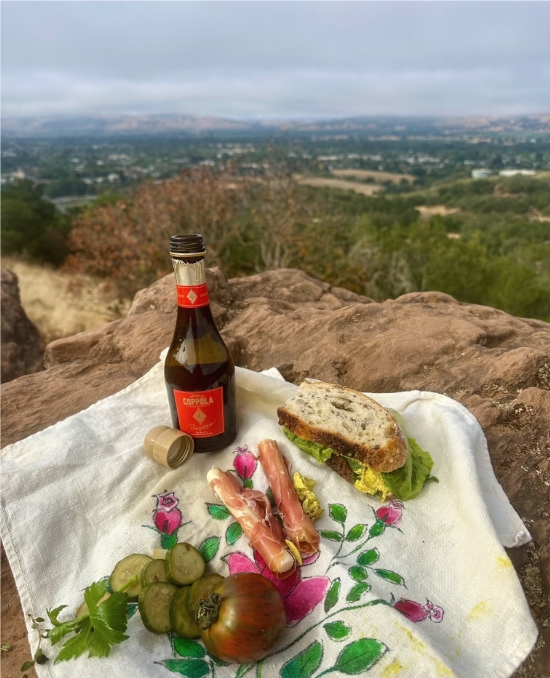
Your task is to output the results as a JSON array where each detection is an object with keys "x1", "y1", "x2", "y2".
[
  {"x1": 64, "y1": 168, "x2": 245, "y2": 295},
  {"x1": 245, "y1": 169, "x2": 311, "y2": 271},
  {"x1": 1, "y1": 179, "x2": 70, "y2": 265}
]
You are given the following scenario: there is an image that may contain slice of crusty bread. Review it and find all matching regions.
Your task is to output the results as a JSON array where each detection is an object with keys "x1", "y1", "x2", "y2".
[
  {"x1": 277, "y1": 380, "x2": 408, "y2": 473},
  {"x1": 324, "y1": 453, "x2": 356, "y2": 484}
]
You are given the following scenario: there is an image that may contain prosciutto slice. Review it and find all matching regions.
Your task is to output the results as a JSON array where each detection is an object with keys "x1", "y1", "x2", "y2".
[
  {"x1": 207, "y1": 468, "x2": 296, "y2": 578},
  {"x1": 258, "y1": 439, "x2": 320, "y2": 555}
]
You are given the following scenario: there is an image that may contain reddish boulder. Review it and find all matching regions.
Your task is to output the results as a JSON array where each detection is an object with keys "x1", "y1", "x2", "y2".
[
  {"x1": 1, "y1": 269, "x2": 44, "y2": 384},
  {"x1": 1, "y1": 268, "x2": 549, "y2": 676}
]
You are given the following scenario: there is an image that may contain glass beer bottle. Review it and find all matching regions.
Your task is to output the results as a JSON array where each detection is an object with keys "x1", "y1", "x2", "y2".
[{"x1": 164, "y1": 234, "x2": 236, "y2": 452}]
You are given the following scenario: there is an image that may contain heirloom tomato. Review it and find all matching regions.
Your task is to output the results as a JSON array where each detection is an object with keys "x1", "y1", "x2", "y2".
[{"x1": 197, "y1": 572, "x2": 286, "y2": 663}]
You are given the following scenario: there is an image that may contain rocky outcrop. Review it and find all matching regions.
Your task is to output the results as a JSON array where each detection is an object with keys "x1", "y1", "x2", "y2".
[
  {"x1": 1, "y1": 268, "x2": 549, "y2": 676},
  {"x1": 1, "y1": 268, "x2": 44, "y2": 384}
]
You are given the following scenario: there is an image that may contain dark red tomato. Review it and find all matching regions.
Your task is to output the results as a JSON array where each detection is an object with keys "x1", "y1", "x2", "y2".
[{"x1": 198, "y1": 572, "x2": 286, "y2": 664}]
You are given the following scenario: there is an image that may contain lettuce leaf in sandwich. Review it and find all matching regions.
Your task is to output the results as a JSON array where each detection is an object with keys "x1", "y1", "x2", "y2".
[{"x1": 282, "y1": 426, "x2": 435, "y2": 502}]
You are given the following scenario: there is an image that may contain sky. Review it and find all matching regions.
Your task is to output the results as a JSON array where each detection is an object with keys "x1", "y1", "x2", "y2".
[{"x1": 2, "y1": 1, "x2": 550, "y2": 120}]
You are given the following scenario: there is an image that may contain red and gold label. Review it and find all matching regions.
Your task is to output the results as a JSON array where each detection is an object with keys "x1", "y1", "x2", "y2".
[
  {"x1": 173, "y1": 386, "x2": 225, "y2": 438},
  {"x1": 176, "y1": 283, "x2": 209, "y2": 308}
]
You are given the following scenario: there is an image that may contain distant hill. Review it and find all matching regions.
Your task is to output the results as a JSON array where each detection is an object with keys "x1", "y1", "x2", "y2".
[
  {"x1": 0, "y1": 114, "x2": 260, "y2": 138},
  {"x1": 268, "y1": 114, "x2": 550, "y2": 137},
  {"x1": 2, "y1": 113, "x2": 550, "y2": 138}
]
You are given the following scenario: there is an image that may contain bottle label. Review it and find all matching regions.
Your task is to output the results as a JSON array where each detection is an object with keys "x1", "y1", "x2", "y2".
[
  {"x1": 176, "y1": 284, "x2": 209, "y2": 308},
  {"x1": 173, "y1": 386, "x2": 225, "y2": 438}
]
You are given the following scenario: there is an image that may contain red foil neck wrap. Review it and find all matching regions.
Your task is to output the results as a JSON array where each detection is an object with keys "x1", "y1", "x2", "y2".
[{"x1": 176, "y1": 283, "x2": 210, "y2": 308}]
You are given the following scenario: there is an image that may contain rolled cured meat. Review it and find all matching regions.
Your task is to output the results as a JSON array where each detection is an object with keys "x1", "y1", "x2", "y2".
[
  {"x1": 207, "y1": 468, "x2": 296, "y2": 578},
  {"x1": 258, "y1": 439, "x2": 320, "y2": 555}
]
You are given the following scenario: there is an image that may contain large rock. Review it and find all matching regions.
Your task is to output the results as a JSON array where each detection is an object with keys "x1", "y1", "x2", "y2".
[
  {"x1": 1, "y1": 269, "x2": 44, "y2": 384},
  {"x1": 1, "y1": 268, "x2": 549, "y2": 676}
]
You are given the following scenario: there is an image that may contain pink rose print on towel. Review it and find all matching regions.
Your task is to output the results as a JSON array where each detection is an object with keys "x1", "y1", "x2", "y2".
[
  {"x1": 153, "y1": 491, "x2": 184, "y2": 549},
  {"x1": 233, "y1": 446, "x2": 257, "y2": 488},
  {"x1": 376, "y1": 501, "x2": 404, "y2": 527},
  {"x1": 225, "y1": 549, "x2": 330, "y2": 626},
  {"x1": 394, "y1": 598, "x2": 444, "y2": 623}
]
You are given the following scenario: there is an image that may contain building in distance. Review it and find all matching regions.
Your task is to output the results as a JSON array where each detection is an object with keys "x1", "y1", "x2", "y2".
[{"x1": 472, "y1": 169, "x2": 492, "y2": 179}]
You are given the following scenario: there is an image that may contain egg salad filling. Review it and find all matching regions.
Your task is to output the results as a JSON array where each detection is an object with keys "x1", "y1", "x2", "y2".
[
  {"x1": 292, "y1": 472, "x2": 324, "y2": 520},
  {"x1": 343, "y1": 456, "x2": 392, "y2": 501},
  {"x1": 282, "y1": 426, "x2": 435, "y2": 502}
]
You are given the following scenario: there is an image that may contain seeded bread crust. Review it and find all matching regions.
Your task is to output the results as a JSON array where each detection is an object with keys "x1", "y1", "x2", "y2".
[
  {"x1": 324, "y1": 454, "x2": 355, "y2": 484},
  {"x1": 277, "y1": 381, "x2": 408, "y2": 473}
]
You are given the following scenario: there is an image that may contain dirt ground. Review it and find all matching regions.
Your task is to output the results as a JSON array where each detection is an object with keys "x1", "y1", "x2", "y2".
[
  {"x1": 530, "y1": 209, "x2": 550, "y2": 223},
  {"x1": 331, "y1": 168, "x2": 416, "y2": 184},
  {"x1": 1, "y1": 546, "x2": 37, "y2": 678},
  {"x1": 1, "y1": 257, "x2": 131, "y2": 344},
  {"x1": 414, "y1": 205, "x2": 461, "y2": 218},
  {"x1": 293, "y1": 175, "x2": 384, "y2": 196}
]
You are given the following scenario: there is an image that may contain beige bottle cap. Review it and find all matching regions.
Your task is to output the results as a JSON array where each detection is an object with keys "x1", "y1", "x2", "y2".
[{"x1": 143, "y1": 426, "x2": 194, "y2": 469}]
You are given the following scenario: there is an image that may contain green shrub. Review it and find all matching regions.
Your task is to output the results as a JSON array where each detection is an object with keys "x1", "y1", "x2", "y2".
[{"x1": 1, "y1": 180, "x2": 71, "y2": 266}]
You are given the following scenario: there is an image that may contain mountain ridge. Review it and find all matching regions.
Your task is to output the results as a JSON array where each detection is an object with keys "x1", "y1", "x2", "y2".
[{"x1": 3, "y1": 113, "x2": 550, "y2": 138}]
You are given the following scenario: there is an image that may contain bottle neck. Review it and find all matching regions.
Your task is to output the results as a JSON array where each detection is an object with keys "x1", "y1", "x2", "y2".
[
  {"x1": 171, "y1": 257, "x2": 210, "y2": 309},
  {"x1": 172, "y1": 257, "x2": 206, "y2": 287}
]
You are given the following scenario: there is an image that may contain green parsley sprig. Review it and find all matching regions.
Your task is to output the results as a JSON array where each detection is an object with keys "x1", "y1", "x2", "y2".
[{"x1": 46, "y1": 575, "x2": 137, "y2": 663}]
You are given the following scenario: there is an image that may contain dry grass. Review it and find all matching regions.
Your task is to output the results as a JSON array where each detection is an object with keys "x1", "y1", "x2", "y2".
[
  {"x1": 293, "y1": 175, "x2": 384, "y2": 196},
  {"x1": 2, "y1": 257, "x2": 132, "y2": 344},
  {"x1": 415, "y1": 205, "x2": 461, "y2": 219},
  {"x1": 331, "y1": 169, "x2": 416, "y2": 184},
  {"x1": 529, "y1": 209, "x2": 550, "y2": 223}
]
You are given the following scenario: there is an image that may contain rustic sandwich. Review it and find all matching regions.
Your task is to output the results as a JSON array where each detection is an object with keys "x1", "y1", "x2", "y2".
[{"x1": 277, "y1": 380, "x2": 435, "y2": 501}]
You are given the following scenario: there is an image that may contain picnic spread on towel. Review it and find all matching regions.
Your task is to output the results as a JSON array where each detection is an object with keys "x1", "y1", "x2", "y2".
[{"x1": 0, "y1": 358, "x2": 539, "y2": 678}]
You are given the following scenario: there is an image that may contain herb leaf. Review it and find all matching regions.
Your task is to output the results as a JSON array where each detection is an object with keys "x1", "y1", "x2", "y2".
[
  {"x1": 55, "y1": 618, "x2": 93, "y2": 663},
  {"x1": 87, "y1": 592, "x2": 130, "y2": 658},
  {"x1": 49, "y1": 576, "x2": 136, "y2": 663},
  {"x1": 46, "y1": 605, "x2": 68, "y2": 626},
  {"x1": 84, "y1": 580, "x2": 109, "y2": 610},
  {"x1": 49, "y1": 621, "x2": 80, "y2": 646}
]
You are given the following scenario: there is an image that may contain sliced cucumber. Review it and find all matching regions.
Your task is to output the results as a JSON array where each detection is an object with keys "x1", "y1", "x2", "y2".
[
  {"x1": 187, "y1": 574, "x2": 225, "y2": 620},
  {"x1": 153, "y1": 548, "x2": 168, "y2": 561},
  {"x1": 76, "y1": 592, "x2": 111, "y2": 617},
  {"x1": 110, "y1": 554, "x2": 152, "y2": 601},
  {"x1": 138, "y1": 582, "x2": 178, "y2": 634},
  {"x1": 141, "y1": 559, "x2": 168, "y2": 587},
  {"x1": 170, "y1": 587, "x2": 201, "y2": 639},
  {"x1": 165, "y1": 543, "x2": 205, "y2": 586}
]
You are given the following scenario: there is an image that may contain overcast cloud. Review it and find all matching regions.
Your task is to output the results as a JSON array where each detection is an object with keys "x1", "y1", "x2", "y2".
[{"x1": 2, "y1": 1, "x2": 550, "y2": 119}]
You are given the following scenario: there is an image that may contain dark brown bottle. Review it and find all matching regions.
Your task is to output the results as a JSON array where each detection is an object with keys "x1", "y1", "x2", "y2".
[{"x1": 164, "y1": 234, "x2": 236, "y2": 452}]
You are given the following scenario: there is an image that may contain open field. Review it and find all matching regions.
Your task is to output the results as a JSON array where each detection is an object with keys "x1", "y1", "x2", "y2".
[
  {"x1": 293, "y1": 174, "x2": 384, "y2": 196},
  {"x1": 415, "y1": 205, "x2": 460, "y2": 218},
  {"x1": 2, "y1": 257, "x2": 132, "y2": 344},
  {"x1": 530, "y1": 209, "x2": 550, "y2": 223},
  {"x1": 50, "y1": 195, "x2": 97, "y2": 214},
  {"x1": 331, "y1": 168, "x2": 416, "y2": 184}
]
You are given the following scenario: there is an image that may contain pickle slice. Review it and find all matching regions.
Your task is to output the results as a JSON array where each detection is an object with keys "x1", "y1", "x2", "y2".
[
  {"x1": 186, "y1": 574, "x2": 225, "y2": 619},
  {"x1": 141, "y1": 559, "x2": 168, "y2": 587},
  {"x1": 138, "y1": 582, "x2": 178, "y2": 634},
  {"x1": 110, "y1": 554, "x2": 152, "y2": 601},
  {"x1": 165, "y1": 543, "x2": 205, "y2": 586},
  {"x1": 170, "y1": 587, "x2": 201, "y2": 639}
]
